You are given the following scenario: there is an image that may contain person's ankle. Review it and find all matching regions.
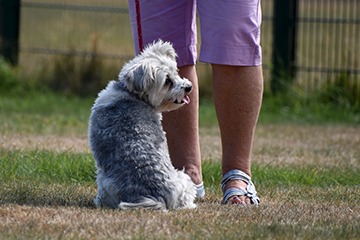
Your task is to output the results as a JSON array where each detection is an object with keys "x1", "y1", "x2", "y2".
[{"x1": 184, "y1": 167, "x2": 203, "y2": 185}]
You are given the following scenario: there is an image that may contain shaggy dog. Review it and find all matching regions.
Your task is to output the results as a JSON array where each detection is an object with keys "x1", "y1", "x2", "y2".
[{"x1": 88, "y1": 41, "x2": 196, "y2": 210}]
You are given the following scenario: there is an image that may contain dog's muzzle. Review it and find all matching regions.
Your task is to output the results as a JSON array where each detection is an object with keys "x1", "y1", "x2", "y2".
[{"x1": 174, "y1": 84, "x2": 192, "y2": 105}]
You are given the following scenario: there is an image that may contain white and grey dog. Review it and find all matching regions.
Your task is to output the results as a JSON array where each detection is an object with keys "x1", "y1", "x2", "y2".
[{"x1": 88, "y1": 41, "x2": 196, "y2": 210}]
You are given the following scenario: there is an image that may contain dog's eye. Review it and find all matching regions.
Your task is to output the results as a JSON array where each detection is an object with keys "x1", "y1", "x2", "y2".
[{"x1": 165, "y1": 77, "x2": 173, "y2": 87}]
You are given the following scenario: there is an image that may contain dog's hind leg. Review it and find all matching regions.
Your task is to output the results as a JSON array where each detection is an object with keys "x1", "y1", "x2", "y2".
[
  {"x1": 170, "y1": 171, "x2": 197, "y2": 209},
  {"x1": 94, "y1": 173, "x2": 119, "y2": 208}
]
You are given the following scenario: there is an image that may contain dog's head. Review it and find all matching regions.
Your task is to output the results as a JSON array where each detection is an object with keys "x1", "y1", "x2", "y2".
[{"x1": 119, "y1": 40, "x2": 192, "y2": 112}]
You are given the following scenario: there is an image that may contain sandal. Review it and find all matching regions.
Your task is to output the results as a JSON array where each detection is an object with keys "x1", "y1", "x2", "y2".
[
  {"x1": 221, "y1": 169, "x2": 260, "y2": 205},
  {"x1": 196, "y1": 182, "x2": 205, "y2": 199}
]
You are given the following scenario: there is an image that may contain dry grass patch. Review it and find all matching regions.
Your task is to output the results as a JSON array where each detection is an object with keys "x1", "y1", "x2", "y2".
[
  {"x1": 1, "y1": 190, "x2": 359, "y2": 240},
  {"x1": 0, "y1": 134, "x2": 89, "y2": 153},
  {"x1": 253, "y1": 125, "x2": 360, "y2": 168}
]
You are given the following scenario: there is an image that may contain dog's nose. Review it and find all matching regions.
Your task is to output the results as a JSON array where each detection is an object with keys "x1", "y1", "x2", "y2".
[{"x1": 184, "y1": 85, "x2": 192, "y2": 93}]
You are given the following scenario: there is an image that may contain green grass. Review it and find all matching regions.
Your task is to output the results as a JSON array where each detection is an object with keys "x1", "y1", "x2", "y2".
[
  {"x1": 259, "y1": 94, "x2": 360, "y2": 125},
  {"x1": 0, "y1": 150, "x2": 95, "y2": 184},
  {"x1": 199, "y1": 97, "x2": 360, "y2": 128},
  {"x1": 1, "y1": 149, "x2": 358, "y2": 205},
  {"x1": 203, "y1": 161, "x2": 360, "y2": 189},
  {"x1": 0, "y1": 93, "x2": 93, "y2": 135},
  {"x1": 2, "y1": 149, "x2": 359, "y2": 187},
  {"x1": 0, "y1": 90, "x2": 359, "y2": 137}
]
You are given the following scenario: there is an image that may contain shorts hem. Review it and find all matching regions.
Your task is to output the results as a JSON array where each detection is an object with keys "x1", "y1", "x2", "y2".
[
  {"x1": 199, "y1": 44, "x2": 262, "y2": 66},
  {"x1": 176, "y1": 44, "x2": 197, "y2": 67}
]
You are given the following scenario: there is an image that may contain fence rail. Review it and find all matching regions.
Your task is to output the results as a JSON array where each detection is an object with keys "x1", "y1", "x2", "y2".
[
  {"x1": 21, "y1": 1, "x2": 128, "y2": 13},
  {"x1": 299, "y1": 17, "x2": 360, "y2": 24},
  {"x1": 22, "y1": 47, "x2": 129, "y2": 60},
  {"x1": 295, "y1": 0, "x2": 359, "y2": 94}
]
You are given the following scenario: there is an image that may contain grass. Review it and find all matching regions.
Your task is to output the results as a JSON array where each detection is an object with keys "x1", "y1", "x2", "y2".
[
  {"x1": 0, "y1": 93, "x2": 93, "y2": 135},
  {"x1": 0, "y1": 91, "x2": 359, "y2": 239},
  {"x1": 201, "y1": 92, "x2": 360, "y2": 127},
  {"x1": 0, "y1": 150, "x2": 94, "y2": 184},
  {"x1": 1, "y1": 202, "x2": 358, "y2": 239},
  {"x1": 0, "y1": 150, "x2": 359, "y2": 239},
  {"x1": 1, "y1": 149, "x2": 358, "y2": 196},
  {"x1": 1, "y1": 92, "x2": 359, "y2": 137}
]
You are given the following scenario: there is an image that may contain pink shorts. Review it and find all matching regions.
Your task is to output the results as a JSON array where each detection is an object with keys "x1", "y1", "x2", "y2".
[{"x1": 128, "y1": 0, "x2": 262, "y2": 67}]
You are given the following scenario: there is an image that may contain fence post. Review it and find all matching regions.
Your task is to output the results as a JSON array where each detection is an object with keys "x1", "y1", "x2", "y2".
[
  {"x1": 0, "y1": 0, "x2": 20, "y2": 65},
  {"x1": 271, "y1": 0, "x2": 299, "y2": 94}
]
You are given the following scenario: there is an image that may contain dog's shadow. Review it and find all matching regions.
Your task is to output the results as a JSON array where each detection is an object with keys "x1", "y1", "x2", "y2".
[{"x1": 0, "y1": 181, "x2": 96, "y2": 208}]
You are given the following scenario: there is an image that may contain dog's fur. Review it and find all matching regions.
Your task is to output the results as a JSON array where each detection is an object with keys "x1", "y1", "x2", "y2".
[{"x1": 88, "y1": 41, "x2": 196, "y2": 210}]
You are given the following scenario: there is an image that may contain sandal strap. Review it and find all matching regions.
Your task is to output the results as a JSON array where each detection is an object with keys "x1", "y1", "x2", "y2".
[
  {"x1": 222, "y1": 187, "x2": 246, "y2": 204},
  {"x1": 195, "y1": 182, "x2": 205, "y2": 199},
  {"x1": 221, "y1": 169, "x2": 260, "y2": 205}
]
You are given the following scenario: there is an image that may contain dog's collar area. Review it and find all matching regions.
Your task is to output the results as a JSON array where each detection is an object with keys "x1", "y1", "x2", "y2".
[
  {"x1": 114, "y1": 81, "x2": 128, "y2": 92},
  {"x1": 116, "y1": 81, "x2": 150, "y2": 102}
]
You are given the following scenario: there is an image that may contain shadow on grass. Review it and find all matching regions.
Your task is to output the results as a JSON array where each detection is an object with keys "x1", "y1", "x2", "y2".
[{"x1": 0, "y1": 180, "x2": 96, "y2": 208}]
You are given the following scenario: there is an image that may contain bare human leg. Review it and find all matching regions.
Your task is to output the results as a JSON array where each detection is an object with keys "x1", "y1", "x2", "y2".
[
  {"x1": 162, "y1": 65, "x2": 203, "y2": 187},
  {"x1": 212, "y1": 64, "x2": 263, "y2": 205}
]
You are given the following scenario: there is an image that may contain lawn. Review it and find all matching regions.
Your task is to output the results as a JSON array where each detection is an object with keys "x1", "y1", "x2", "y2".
[{"x1": 0, "y1": 93, "x2": 359, "y2": 239}]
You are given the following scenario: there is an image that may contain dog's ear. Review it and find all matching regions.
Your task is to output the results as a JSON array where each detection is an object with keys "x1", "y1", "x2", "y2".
[
  {"x1": 146, "y1": 40, "x2": 177, "y2": 61},
  {"x1": 120, "y1": 64, "x2": 153, "y2": 94},
  {"x1": 159, "y1": 41, "x2": 177, "y2": 60}
]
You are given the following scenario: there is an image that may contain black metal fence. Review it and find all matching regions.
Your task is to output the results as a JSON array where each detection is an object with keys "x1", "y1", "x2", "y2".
[
  {"x1": 1, "y1": 0, "x2": 359, "y2": 95},
  {"x1": 296, "y1": 0, "x2": 359, "y2": 93}
]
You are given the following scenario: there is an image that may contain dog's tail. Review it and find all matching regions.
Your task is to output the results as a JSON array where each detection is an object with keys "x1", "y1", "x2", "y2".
[{"x1": 118, "y1": 197, "x2": 166, "y2": 210}]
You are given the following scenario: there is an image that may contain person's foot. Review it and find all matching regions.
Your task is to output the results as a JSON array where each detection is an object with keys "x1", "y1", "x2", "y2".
[
  {"x1": 222, "y1": 179, "x2": 252, "y2": 205},
  {"x1": 221, "y1": 169, "x2": 260, "y2": 206}
]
